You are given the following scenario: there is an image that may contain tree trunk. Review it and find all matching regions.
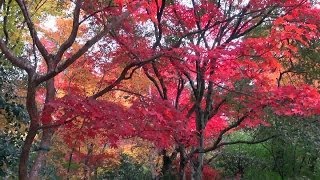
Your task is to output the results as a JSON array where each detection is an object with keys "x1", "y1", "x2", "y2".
[
  {"x1": 191, "y1": 144, "x2": 204, "y2": 180},
  {"x1": 67, "y1": 147, "x2": 75, "y2": 179},
  {"x1": 29, "y1": 129, "x2": 54, "y2": 179},
  {"x1": 179, "y1": 157, "x2": 186, "y2": 180},
  {"x1": 161, "y1": 150, "x2": 172, "y2": 176},
  {"x1": 84, "y1": 143, "x2": 94, "y2": 180},
  {"x1": 18, "y1": 128, "x2": 37, "y2": 180},
  {"x1": 178, "y1": 145, "x2": 186, "y2": 180},
  {"x1": 19, "y1": 80, "x2": 39, "y2": 180},
  {"x1": 192, "y1": 111, "x2": 204, "y2": 180},
  {"x1": 27, "y1": 65, "x2": 56, "y2": 179}
]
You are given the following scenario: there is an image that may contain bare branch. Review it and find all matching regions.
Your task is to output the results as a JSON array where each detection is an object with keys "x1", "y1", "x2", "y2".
[
  {"x1": 2, "y1": 0, "x2": 12, "y2": 44},
  {"x1": 36, "y1": 11, "x2": 132, "y2": 85},
  {"x1": 54, "y1": 0, "x2": 81, "y2": 63},
  {"x1": 111, "y1": 88, "x2": 145, "y2": 97},
  {"x1": 144, "y1": 67, "x2": 164, "y2": 98},
  {"x1": 189, "y1": 111, "x2": 252, "y2": 157},
  {"x1": 212, "y1": 81, "x2": 254, "y2": 97},
  {"x1": 152, "y1": 62, "x2": 168, "y2": 99},
  {"x1": 38, "y1": 116, "x2": 79, "y2": 130},
  {"x1": 152, "y1": 0, "x2": 166, "y2": 48},
  {"x1": 234, "y1": 7, "x2": 276, "y2": 39},
  {"x1": 175, "y1": 76, "x2": 185, "y2": 109},
  {"x1": 277, "y1": 68, "x2": 293, "y2": 87},
  {"x1": 15, "y1": 0, "x2": 50, "y2": 60},
  {"x1": 208, "y1": 98, "x2": 227, "y2": 119},
  {"x1": 204, "y1": 81, "x2": 214, "y2": 123},
  {"x1": 216, "y1": 134, "x2": 278, "y2": 148},
  {"x1": 0, "y1": 39, "x2": 33, "y2": 73},
  {"x1": 183, "y1": 71, "x2": 197, "y2": 96},
  {"x1": 91, "y1": 53, "x2": 163, "y2": 99},
  {"x1": 208, "y1": 112, "x2": 251, "y2": 150}
]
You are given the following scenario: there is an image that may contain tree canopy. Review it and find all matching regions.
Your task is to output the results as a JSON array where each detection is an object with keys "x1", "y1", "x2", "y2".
[{"x1": 0, "y1": 0, "x2": 319, "y2": 179}]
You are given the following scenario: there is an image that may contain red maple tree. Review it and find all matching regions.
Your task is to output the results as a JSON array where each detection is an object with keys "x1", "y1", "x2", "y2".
[{"x1": 1, "y1": 0, "x2": 319, "y2": 179}]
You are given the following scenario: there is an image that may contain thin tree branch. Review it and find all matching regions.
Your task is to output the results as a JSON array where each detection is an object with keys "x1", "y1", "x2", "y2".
[
  {"x1": 2, "y1": 0, "x2": 13, "y2": 44},
  {"x1": 208, "y1": 98, "x2": 227, "y2": 119},
  {"x1": 152, "y1": 62, "x2": 168, "y2": 99},
  {"x1": 111, "y1": 88, "x2": 145, "y2": 97},
  {"x1": 277, "y1": 68, "x2": 293, "y2": 87},
  {"x1": 38, "y1": 116, "x2": 79, "y2": 130},
  {"x1": 36, "y1": 10, "x2": 132, "y2": 85},
  {"x1": 0, "y1": 39, "x2": 33, "y2": 73},
  {"x1": 216, "y1": 134, "x2": 279, "y2": 148},
  {"x1": 54, "y1": 0, "x2": 81, "y2": 63},
  {"x1": 15, "y1": 0, "x2": 50, "y2": 60},
  {"x1": 91, "y1": 53, "x2": 163, "y2": 99},
  {"x1": 190, "y1": 111, "x2": 252, "y2": 156},
  {"x1": 175, "y1": 76, "x2": 185, "y2": 109},
  {"x1": 152, "y1": 0, "x2": 166, "y2": 49},
  {"x1": 144, "y1": 67, "x2": 164, "y2": 98}
]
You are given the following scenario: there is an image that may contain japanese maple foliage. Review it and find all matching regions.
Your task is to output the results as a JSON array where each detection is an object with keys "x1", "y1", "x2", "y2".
[
  {"x1": 46, "y1": 0, "x2": 320, "y2": 178},
  {"x1": 95, "y1": 0, "x2": 319, "y2": 178},
  {"x1": 1, "y1": 0, "x2": 320, "y2": 179}
]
